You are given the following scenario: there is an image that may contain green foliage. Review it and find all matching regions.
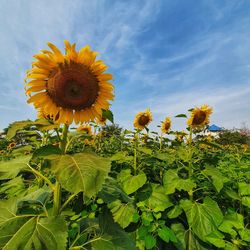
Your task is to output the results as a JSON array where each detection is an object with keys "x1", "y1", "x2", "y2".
[
  {"x1": 51, "y1": 152, "x2": 111, "y2": 196},
  {"x1": 0, "y1": 156, "x2": 31, "y2": 180},
  {"x1": 0, "y1": 118, "x2": 250, "y2": 249},
  {"x1": 180, "y1": 197, "x2": 223, "y2": 242},
  {"x1": 216, "y1": 129, "x2": 250, "y2": 145}
]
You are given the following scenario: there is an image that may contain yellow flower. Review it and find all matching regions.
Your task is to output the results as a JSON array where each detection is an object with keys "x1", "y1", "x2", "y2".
[
  {"x1": 25, "y1": 40, "x2": 114, "y2": 125},
  {"x1": 8, "y1": 142, "x2": 16, "y2": 150},
  {"x1": 187, "y1": 105, "x2": 213, "y2": 129},
  {"x1": 84, "y1": 138, "x2": 94, "y2": 145},
  {"x1": 134, "y1": 109, "x2": 152, "y2": 130},
  {"x1": 176, "y1": 130, "x2": 187, "y2": 142},
  {"x1": 77, "y1": 124, "x2": 93, "y2": 135},
  {"x1": 161, "y1": 117, "x2": 171, "y2": 134},
  {"x1": 0, "y1": 150, "x2": 5, "y2": 155}
]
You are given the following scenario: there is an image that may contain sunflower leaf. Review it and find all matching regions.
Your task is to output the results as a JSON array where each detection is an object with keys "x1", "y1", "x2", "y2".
[
  {"x1": 0, "y1": 156, "x2": 31, "y2": 180},
  {"x1": 102, "y1": 109, "x2": 114, "y2": 123},
  {"x1": 175, "y1": 114, "x2": 187, "y2": 118},
  {"x1": 50, "y1": 152, "x2": 111, "y2": 196}
]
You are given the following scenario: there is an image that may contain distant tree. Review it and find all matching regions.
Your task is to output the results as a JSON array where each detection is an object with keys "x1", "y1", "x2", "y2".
[
  {"x1": 239, "y1": 122, "x2": 250, "y2": 137},
  {"x1": 100, "y1": 124, "x2": 123, "y2": 138},
  {"x1": 216, "y1": 129, "x2": 250, "y2": 146}
]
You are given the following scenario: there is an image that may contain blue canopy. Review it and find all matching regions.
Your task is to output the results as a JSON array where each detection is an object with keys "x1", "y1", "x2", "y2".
[{"x1": 208, "y1": 124, "x2": 224, "y2": 131}]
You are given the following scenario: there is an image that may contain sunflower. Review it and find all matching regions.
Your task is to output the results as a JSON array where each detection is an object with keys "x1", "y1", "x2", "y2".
[
  {"x1": 187, "y1": 105, "x2": 213, "y2": 129},
  {"x1": 77, "y1": 124, "x2": 93, "y2": 135},
  {"x1": 176, "y1": 130, "x2": 187, "y2": 142},
  {"x1": 7, "y1": 142, "x2": 16, "y2": 150},
  {"x1": 134, "y1": 109, "x2": 152, "y2": 130},
  {"x1": 25, "y1": 40, "x2": 114, "y2": 125},
  {"x1": 161, "y1": 117, "x2": 171, "y2": 134},
  {"x1": 84, "y1": 138, "x2": 94, "y2": 145}
]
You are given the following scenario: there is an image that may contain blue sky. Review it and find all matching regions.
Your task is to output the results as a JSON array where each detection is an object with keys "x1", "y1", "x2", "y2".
[{"x1": 0, "y1": 0, "x2": 250, "y2": 131}]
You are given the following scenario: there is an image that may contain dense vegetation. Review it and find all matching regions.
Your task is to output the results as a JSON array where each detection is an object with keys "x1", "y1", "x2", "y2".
[{"x1": 0, "y1": 114, "x2": 249, "y2": 250}]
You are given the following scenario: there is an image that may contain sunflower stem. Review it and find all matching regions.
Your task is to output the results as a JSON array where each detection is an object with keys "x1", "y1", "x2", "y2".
[
  {"x1": 188, "y1": 127, "x2": 193, "y2": 201},
  {"x1": 188, "y1": 127, "x2": 193, "y2": 145},
  {"x1": 133, "y1": 131, "x2": 138, "y2": 173},
  {"x1": 60, "y1": 124, "x2": 69, "y2": 153},
  {"x1": 53, "y1": 124, "x2": 69, "y2": 216},
  {"x1": 159, "y1": 134, "x2": 163, "y2": 151}
]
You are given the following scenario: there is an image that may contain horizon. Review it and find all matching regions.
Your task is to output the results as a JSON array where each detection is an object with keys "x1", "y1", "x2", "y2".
[{"x1": 0, "y1": 0, "x2": 250, "y2": 131}]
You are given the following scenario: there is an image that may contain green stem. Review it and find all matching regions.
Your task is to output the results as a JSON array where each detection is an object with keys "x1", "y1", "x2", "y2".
[
  {"x1": 53, "y1": 124, "x2": 69, "y2": 216},
  {"x1": 60, "y1": 124, "x2": 69, "y2": 154},
  {"x1": 159, "y1": 134, "x2": 163, "y2": 151},
  {"x1": 60, "y1": 193, "x2": 79, "y2": 213},
  {"x1": 188, "y1": 127, "x2": 193, "y2": 145},
  {"x1": 188, "y1": 127, "x2": 193, "y2": 201},
  {"x1": 133, "y1": 132, "x2": 138, "y2": 172},
  {"x1": 53, "y1": 181, "x2": 61, "y2": 216}
]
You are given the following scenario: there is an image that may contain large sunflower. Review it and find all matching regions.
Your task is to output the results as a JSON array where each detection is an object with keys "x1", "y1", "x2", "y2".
[
  {"x1": 187, "y1": 105, "x2": 213, "y2": 129},
  {"x1": 161, "y1": 117, "x2": 171, "y2": 134},
  {"x1": 25, "y1": 40, "x2": 114, "y2": 125},
  {"x1": 134, "y1": 109, "x2": 152, "y2": 130}
]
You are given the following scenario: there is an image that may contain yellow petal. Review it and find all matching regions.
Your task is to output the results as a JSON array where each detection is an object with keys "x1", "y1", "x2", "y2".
[
  {"x1": 27, "y1": 92, "x2": 47, "y2": 104},
  {"x1": 47, "y1": 42, "x2": 64, "y2": 62},
  {"x1": 98, "y1": 73, "x2": 113, "y2": 81},
  {"x1": 33, "y1": 54, "x2": 55, "y2": 66},
  {"x1": 26, "y1": 85, "x2": 46, "y2": 95},
  {"x1": 100, "y1": 82, "x2": 114, "y2": 91},
  {"x1": 27, "y1": 73, "x2": 48, "y2": 80},
  {"x1": 25, "y1": 80, "x2": 47, "y2": 87}
]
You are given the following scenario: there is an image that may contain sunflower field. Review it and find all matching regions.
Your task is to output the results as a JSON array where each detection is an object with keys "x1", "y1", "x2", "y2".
[{"x1": 0, "y1": 41, "x2": 250, "y2": 250}]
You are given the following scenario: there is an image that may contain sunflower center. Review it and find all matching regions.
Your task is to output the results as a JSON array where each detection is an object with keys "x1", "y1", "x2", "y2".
[
  {"x1": 138, "y1": 115, "x2": 150, "y2": 126},
  {"x1": 192, "y1": 111, "x2": 206, "y2": 125},
  {"x1": 47, "y1": 63, "x2": 99, "y2": 110},
  {"x1": 165, "y1": 122, "x2": 171, "y2": 131}
]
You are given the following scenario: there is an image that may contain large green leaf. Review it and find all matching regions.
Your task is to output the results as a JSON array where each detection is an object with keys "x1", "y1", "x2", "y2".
[
  {"x1": 202, "y1": 166, "x2": 228, "y2": 192},
  {"x1": 94, "y1": 208, "x2": 137, "y2": 250},
  {"x1": 137, "y1": 184, "x2": 173, "y2": 212},
  {"x1": 239, "y1": 228, "x2": 250, "y2": 242},
  {"x1": 0, "y1": 176, "x2": 26, "y2": 198},
  {"x1": 0, "y1": 198, "x2": 67, "y2": 249},
  {"x1": 167, "y1": 205, "x2": 183, "y2": 219},
  {"x1": 157, "y1": 226, "x2": 177, "y2": 243},
  {"x1": 117, "y1": 169, "x2": 147, "y2": 195},
  {"x1": 242, "y1": 196, "x2": 250, "y2": 208},
  {"x1": 98, "y1": 177, "x2": 132, "y2": 203},
  {"x1": 170, "y1": 223, "x2": 186, "y2": 250},
  {"x1": 12, "y1": 145, "x2": 33, "y2": 157},
  {"x1": 238, "y1": 182, "x2": 250, "y2": 196},
  {"x1": 163, "y1": 169, "x2": 196, "y2": 194},
  {"x1": 186, "y1": 230, "x2": 208, "y2": 250},
  {"x1": 180, "y1": 197, "x2": 223, "y2": 242},
  {"x1": 205, "y1": 230, "x2": 225, "y2": 248},
  {"x1": 51, "y1": 152, "x2": 111, "y2": 196},
  {"x1": 6, "y1": 120, "x2": 33, "y2": 140},
  {"x1": 91, "y1": 235, "x2": 115, "y2": 250},
  {"x1": 18, "y1": 187, "x2": 52, "y2": 206},
  {"x1": 219, "y1": 209, "x2": 244, "y2": 238},
  {"x1": 32, "y1": 145, "x2": 62, "y2": 160},
  {"x1": 2, "y1": 216, "x2": 67, "y2": 250},
  {"x1": 0, "y1": 156, "x2": 31, "y2": 180},
  {"x1": 108, "y1": 200, "x2": 136, "y2": 228}
]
